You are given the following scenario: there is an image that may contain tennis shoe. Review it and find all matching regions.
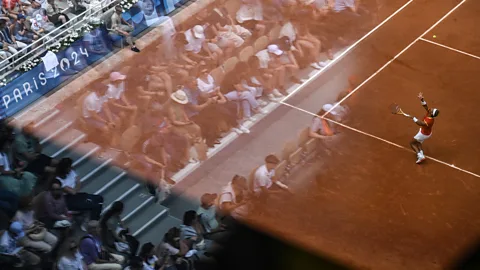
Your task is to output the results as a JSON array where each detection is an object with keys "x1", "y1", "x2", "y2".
[{"x1": 416, "y1": 154, "x2": 426, "y2": 164}]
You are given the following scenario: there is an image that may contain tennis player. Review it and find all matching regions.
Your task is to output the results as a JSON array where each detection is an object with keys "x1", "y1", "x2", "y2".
[{"x1": 409, "y1": 93, "x2": 439, "y2": 164}]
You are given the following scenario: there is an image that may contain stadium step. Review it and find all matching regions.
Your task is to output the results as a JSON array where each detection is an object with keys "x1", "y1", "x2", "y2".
[
  {"x1": 136, "y1": 215, "x2": 182, "y2": 245},
  {"x1": 125, "y1": 202, "x2": 170, "y2": 238},
  {"x1": 79, "y1": 162, "x2": 122, "y2": 193},
  {"x1": 37, "y1": 118, "x2": 74, "y2": 145},
  {"x1": 42, "y1": 128, "x2": 86, "y2": 157},
  {"x1": 59, "y1": 142, "x2": 101, "y2": 167}
]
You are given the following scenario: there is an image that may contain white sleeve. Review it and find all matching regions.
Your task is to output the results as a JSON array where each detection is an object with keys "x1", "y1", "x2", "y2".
[
  {"x1": 0, "y1": 155, "x2": 5, "y2": 167},
  {"x1": 345, "y1": 0, "x2": 355, "y2": 8},
  {"x1": 254, "y1": 171, "x2": 269, "y2": 190},
  {"x1": 310, "y1": 117, "x2": 321, "y2": 133},
  {"x1": 56, "y1": 257, "x2": 67, "y2": 270},
  {"x1": 219, "y1": 192, "x2": 233, "y2": 208}
]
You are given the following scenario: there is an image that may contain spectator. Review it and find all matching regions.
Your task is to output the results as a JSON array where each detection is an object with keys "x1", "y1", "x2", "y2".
[
  {"x1": 156, "y1": 227, "x2": 188, "y2": 269},
  {"x1": 105, "y1": 72, "x2": 138, "y2": 127},
  {"x1": 281, "y1": 20, "x2": 324, "y2": 69},
  {"x1": 179, "y1": 210, "x2": 201, "y2": 244},
  {"x1": 29, "y1": 13, "x2": 55, "y2": 35},
  {"x1": 57, "y1": 238, "x2": 87, "y2": 270},
  {"x1": 223, "y1": 67, "x2": 267, "y2": 122},
  {"x1": 82, "y1": 82, "x2": 121, "y2": 147},
  {"x1": 196, "y1": 193, "x2": 221, "y2": 234},
  {"x1": 123, "y1": 256, "x2": 143, "y2": 270},
  {"x1": 218, "y1": 175, "x2": 248, "y2": 215},
  {"x1": 235, "y1": 62, "x2": 268, "y2": 107},
  {"x1": 251, "y1": 154, "x2": 289, "y2": 196},
  {"x1": 0, "y1": 221, "x2": 41, "y2": 268},
  {"x1": 0, "y1": 18, "x2": 28, "y2": 55},
  {"x1": 55, "y1": 158, "x2": 104, "y2": 228},
  {"x1": 132, "y1": 132, "x2": 168, "y2": 198},
  {"x1": 45, "y1": 0, "x2": 69, "y2": 26},
  {"x1": 10, "y1": 13, "x2": 38, "y2": 45},
  {"x1": 0, "y1": 138, "x2": 37, "y2": 197},
  {"x1": 37, "y1": 179, "x2": 72, "y2": 229},
  {"x1": 79, "y1": 220, "x2": 125, "y2": 270},
  {"x1": 235, "y1": 0, "x2": 266, "y2": 36},
  {"x1": 111, "y1": 5, "x2": 140, "y2": 53},
  {"x1": 13, "y1": 121, "x2": 57, "y2": 181},
  {"x1": 0, "y1": 37, "x2": 13, "y2": 61},
  {"x1": 247, "y1": 56, "x2": 284, "y2": 102},
  {"x1": 2, "y1": 0, "x2": 25, "y2": 17},
  {"x1": 205, "y1": 8, "x2": 248, "y2": 57},
  {"x1": 138, "y1": 242, "x2": 161, "y2": 270},
  {"x1": 183, "y1": 25, "x2": 223, "y2": 64},
  {"x1": 167, "y1": 89, "x2": 202, "y2": 164},
  {"x1": 99, "y1": 201, "x2": 140, "y2": 257},
  {"x1": 308, "y1": 106, "x2": 339, "y2": 139},
  {"x1": 13, "y1": 196, "x2": 58, "y2": 254},
  {"x1": 266, "y1": 43, "x2": 303, "y2": 88}
]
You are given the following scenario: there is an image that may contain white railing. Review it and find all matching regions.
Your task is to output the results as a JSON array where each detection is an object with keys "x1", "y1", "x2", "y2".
[{"x1": 0, "y1": 0, "x2": 115, "y2": 78}]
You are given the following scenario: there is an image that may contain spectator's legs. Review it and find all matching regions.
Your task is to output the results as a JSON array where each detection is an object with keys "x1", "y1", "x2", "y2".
[
  {"x1": 88, "y1": 262, "x2": 123, "y2": 270},
  {"x1": 19, "y1": 249, "x2": 41, "y2": 267},
  {"x1": 125, "y1": 235, "x2": 140, "y2": 256},
  {"x1": 19, "y1": 238, "x2": 54, "y2": 253}
]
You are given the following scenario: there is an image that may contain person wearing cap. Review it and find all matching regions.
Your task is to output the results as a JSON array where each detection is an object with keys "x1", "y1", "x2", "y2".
[
  {"x1": 79, "y1": 220, "x2": 125, "y2": 270},
  {"x1": 271, "y1": 37, "x2": 305, "y2": 85},
  {"x1": 111, "y1": 5, "x2": 140, "y2": 52},
  {"x1": 247, "y1": 55, "x2": 284, "y2": 102},
  {"x1": 0, "y1": 221, "x2": 41, "y2": 267},
  {"x1": 82, "y1": 80, "x2": 121, "y2": 147},
  {"x1": 167, "y1": 89, "x2": 202, "y2": 164},
  {"x1": 196, "y1": 193, "x2": 220, "y2": 233},
  {"x1": 105, "y1": 72, "x2": 138, "y2": 127},
  {"x1": 184, "y1": 25, "x2": 223, "y2": 64},
  {"x1": 309, "y1": 106, "x2": 338, "y2": 139},
  {"x1": 11, "y1": 13, "x2": 38, "y2": 44},
  {"x1": 251, "y1": 154, "x2": 289, "y2": 196}
]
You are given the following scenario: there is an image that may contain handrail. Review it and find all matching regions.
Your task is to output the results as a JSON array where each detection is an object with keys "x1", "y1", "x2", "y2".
[{"x1": 0, "y1": 0, "x2": 114, "y2": 77}]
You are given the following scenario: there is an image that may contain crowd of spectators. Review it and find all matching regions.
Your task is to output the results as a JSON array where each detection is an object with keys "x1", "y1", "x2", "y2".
[{"x1": 78, "y1": 0, "x2": 372, "y2": 201}]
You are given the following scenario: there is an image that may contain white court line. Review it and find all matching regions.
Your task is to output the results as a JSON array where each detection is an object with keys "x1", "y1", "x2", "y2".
[
  {"x1": 281, "y1": 102, "x2": 480, "y2": 179},
  {"x1": 323, "y1": 0, "x2": 468, "y2": 117},
  {"x1": 280, "y1": 0, "x2": 415, "y2": 102},
  {"x1": 419, "y1": 38, "x2": 480, "y2": 60}
]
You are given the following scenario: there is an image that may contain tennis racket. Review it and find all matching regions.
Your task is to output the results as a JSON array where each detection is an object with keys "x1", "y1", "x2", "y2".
[{"x1": 389, "y1": 103, "x2": 411, "y2": 118}]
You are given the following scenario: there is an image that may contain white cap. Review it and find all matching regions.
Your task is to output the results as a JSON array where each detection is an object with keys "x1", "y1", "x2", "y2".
[
  {"x1": 322, "y1": 104, "x2": 338, "y2": 115},
  {"x1": 267, "y1": 44, "x2": 283, "y2": 56},
  {"x1": 192, "y1": 25, "x2": 205, "y2": 39}
]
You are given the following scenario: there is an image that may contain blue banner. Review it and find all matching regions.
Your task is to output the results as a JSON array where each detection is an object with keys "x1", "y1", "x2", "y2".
[
  {"x1": 0, "y1": 26, "x2": 113, "y2": 118},
  {"x1": 0, "y1": 0, "x2": 185, "y2": 119}
]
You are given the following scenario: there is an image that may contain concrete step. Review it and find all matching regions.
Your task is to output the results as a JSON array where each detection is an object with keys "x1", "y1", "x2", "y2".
[
  {"x1": 126, "y1": 202, "x2": 170, "y2": 238},
  {"x1": 136, "y1": 215, "x2": 182, "y2": 246},
  {"x1": 42, "y1": 128, "x2": 86, "y2": 157},
  {"x1": 80, "y1": 163, "x2": 122, "y2": 193},
  {"x1": 108, "y1": 183, "x2": 150, "y2": 219},
  {"x1": 37, "y1": 117, "x2": 73, "y2": 145},
  {"x1": 58, "y1": 142, "x2": 101, "y2": 168}
]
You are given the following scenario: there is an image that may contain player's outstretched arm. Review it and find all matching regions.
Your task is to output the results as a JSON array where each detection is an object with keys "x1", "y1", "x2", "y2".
[
  {"x1": 411, "y1": 116, "x2": 427, "y2": 127},
  {"x1": 418, "y1": 92, "x2": 429, "y2": 112}
]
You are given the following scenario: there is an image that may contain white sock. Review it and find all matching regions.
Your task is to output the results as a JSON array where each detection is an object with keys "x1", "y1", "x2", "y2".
[{"x1": 420, "y1": 150, "x2": 424, "y2": 155}]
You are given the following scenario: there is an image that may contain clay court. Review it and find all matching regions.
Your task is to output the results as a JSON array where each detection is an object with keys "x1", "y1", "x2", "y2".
[{"x1": 235, "y1": 0, "x2": 480, "y2": 269}]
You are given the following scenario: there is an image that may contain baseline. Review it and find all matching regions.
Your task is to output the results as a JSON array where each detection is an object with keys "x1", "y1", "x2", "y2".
[{"x1": 280, "y1": 102, "x2": 480, "y2": 180}]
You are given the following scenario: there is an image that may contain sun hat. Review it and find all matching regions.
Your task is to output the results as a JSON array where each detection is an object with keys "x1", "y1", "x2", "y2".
[
  {"x1": 170, "y1": 90, "x2": 189, "y2": 105},
  {"x1": 192, "y1": 25, "x2": 205, "y2": 39},
  {"x1": 110, "y1": 72, "x2": 126, "y2": 81},
  {"x1": 267, "y1": 44, "x2": 283, "y2": 56}
]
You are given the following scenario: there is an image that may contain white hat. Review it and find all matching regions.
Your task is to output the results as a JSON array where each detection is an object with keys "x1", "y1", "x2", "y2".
[
  {"x1": 192, "y1": 25, "x2": 205, "y2": 39},
  {"x1": 300, "y1": 0, "x2": 315, "y2": 5},
  {"x1": 171, "y1": 90, "x2": 189, "y2": 104},
  {"x1": 267, "y1": 44, "x2": 283, "y2": 56},
  {"x1": 322, "y1": 104, "x2": 338, "y2": 115},
  {"x1": 110, "y1": 71, "x2": 126, "y2": 81}
]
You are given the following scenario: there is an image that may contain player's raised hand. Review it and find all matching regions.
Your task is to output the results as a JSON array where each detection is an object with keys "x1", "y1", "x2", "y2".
[{"x1": 418, "y1": 92, "x2": 424, "y2": 100}]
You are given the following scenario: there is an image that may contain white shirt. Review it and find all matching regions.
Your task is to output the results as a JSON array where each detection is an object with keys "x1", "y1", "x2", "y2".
[
  {"x1": 57, "y1": 252, "x2": 84, "y2": 270},
  {"x1": 57, "y1": 170, "x2": 78, "y2": 189},
  {"x1": 197, "y1": 75, "x2": 216, "y2": 94},
  {"x1": 106, "y1": 82, "x2": 125, "y2": 100},
  {"x1": 279, "y1": 22, "x2": 296, "y2": 42},
  {"x1": 333, "y1": 0, "x2": 355, "y2": 12},
  {"x1": 184, "y1": 29, "x2": 204, "y2": 54},
  {"x1": 13, "y1": 210, "x2": 36, "y2": 228},
  {"x1": 218, "y1": 182, "x2": 236, "y2": 210},
  {"x1": 83, "y1": 92, "x2": 105, "y2": 118},
  {"x1": 236, "y1": 0, "x2": 263, "y2": 23},
  {"x1": 255, "y1": 49, "x2": 270, "y2": 69},
  {"x1": 0, "y1": 152, "x2": 11, "y2": 171},
  {"x1": 253, "y1": 165, "x2": 274, "y2": 194}
]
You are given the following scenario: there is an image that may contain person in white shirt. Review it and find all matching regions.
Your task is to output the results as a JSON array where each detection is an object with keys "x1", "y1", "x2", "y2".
[
  {"x1": 184, "y1": 25, "x2": 223, "y2": 64},
  {"x1": 105, "y1": 72, "x2": 138, "y2": 127},
  {"x1": 236, "y1": 0, "x2": 266, "y2": 36},
  {"x1": 82, "y1": 82, "x2": 120, "y2": 146},
  {"x1": 55, "y1": 158, "x2": 104, "y2": 229},
  {"x1": 251, "y1": 155, "x2": 289, "y2": 196},
  {"x1": 218, "y1": 175, "x2": 249, "y2": 219},
  {"x1": 57, "y1": 239, "x2": 87, "y2": 270}
]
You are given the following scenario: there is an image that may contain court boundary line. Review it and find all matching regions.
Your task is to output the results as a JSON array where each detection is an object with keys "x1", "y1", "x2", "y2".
[
  {"x1": 419, "y1": 38, "x2": 480, "y2": 60},
  {"x1": 321, "y1": 0, "x2": 468, "y2": 118},
  {"x1": 280, "y1": 102, "x2": 480, "y2": 179},
  {"x1": 280, "y1": 0, "x2": 415, "y2": 102}
]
